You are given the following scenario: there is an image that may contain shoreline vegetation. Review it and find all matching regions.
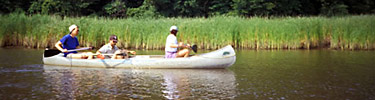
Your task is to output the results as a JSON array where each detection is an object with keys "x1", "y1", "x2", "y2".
[{"x1": 0, "y1": 13, "x2": 374, "y2": 50}]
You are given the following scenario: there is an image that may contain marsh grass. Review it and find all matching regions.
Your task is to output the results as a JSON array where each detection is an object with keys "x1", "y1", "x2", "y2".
[{"x1": 1, "y1": 13, "x2": 374, "y2": 50}]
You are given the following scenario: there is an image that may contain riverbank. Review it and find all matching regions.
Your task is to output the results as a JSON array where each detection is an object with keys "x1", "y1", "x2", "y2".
[{"x1": 1, "y1": 13, "x2": 374, "y2": 50}]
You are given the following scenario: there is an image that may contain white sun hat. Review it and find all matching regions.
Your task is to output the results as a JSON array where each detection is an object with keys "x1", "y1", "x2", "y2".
[
  {"x1": 69, "y1": 24, "x2": 78, "y2": 32},
  {"x1": 170, "y1": 25, "x2": 178, "y2": 31}
]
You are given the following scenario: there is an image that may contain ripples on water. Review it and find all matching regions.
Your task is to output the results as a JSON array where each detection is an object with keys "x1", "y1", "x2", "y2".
[
  {"x1": 1, "y1": 49, "x2": 375, "y2": 99},
  {"x1": 233, "y1": 50, "x2": 375, "y2": 100},
  {"x1": 0, "y1": 65, "x2": 237, "y2": 99}
]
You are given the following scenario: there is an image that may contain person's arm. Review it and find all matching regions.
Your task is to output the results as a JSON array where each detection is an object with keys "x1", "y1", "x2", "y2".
[
  {"x1": 178, "y1": 42, "x2": 190, "y2": 48},
  {"x1": 95, "y1": 51, "x2": 106, "y2": 59},
  {"x1": 128, "y1": 51, "x2": 136, "y2": 55},
  {"x1": 96, "y1": 45, "x2": 108, "y2": 59},
  {"x1": 167, "y1": 35, "x2": 179, "y2": 48},
  {"x1": 170, "y1": 42, "x2": 190, "y2": 48},
  {"x1": 111, "y1": 54, "x2": 117, "y2": 59},
  {"x1": 55, "y1": 41, "x2": 67, "y2": 52},
  {"x1": 112, "y1": 50, "x2": 122, "y2": 59},
  {"x1": 96, "y1": 51, "x2": 102, "y2": 54},
  {"x1": 169, "y1": 42, "x2": 185, "y2": 48},
  {"x1": 56, "y1": 35, "x2": 69, "y2": 52}
]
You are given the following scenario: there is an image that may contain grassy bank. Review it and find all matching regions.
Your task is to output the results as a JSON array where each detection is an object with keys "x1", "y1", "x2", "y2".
[{"x1": 1, "y1": 13, "x2": 374, "y2": 50}]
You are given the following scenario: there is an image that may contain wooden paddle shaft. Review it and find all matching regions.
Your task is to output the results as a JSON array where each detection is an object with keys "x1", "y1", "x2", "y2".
[{"x1": 93, "y1": 54, "x2": 134, "y2": 56}]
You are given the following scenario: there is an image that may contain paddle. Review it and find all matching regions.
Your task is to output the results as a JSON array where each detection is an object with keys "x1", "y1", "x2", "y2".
[
  {"x1": 191, "y1": 44, "x2": 197, "y2": 53},
  {"x1": 44, "y1": 47, "x2": 91, "y2": 58},
  {"x1": 95, "y1": 51, "x2": 136, "y2": 59}
]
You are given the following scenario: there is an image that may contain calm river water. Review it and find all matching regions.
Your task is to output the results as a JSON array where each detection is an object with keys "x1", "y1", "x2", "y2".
[{"x1": 0, "y1": 48, "x2": 374, "y2": 99}]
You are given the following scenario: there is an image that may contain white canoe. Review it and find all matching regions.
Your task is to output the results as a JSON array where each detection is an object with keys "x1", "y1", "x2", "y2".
[{"x1": 43, "y1": 45, "x2": 236, "y2": 68}]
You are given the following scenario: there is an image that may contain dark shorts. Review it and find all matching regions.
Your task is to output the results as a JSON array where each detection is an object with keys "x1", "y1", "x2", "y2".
[{"x1": 165, "y1": 51, "x2": 177, "y2": 58}]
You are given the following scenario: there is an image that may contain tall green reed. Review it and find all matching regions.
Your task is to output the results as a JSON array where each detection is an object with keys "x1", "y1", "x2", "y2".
[{"x1": 0, "y1": 13, "x2": 374, "y2": 50}]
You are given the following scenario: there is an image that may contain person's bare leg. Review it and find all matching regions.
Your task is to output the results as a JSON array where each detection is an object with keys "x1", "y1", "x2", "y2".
[
  {"x1": 184, "y1": 51, "x2": 190, "y2": 57},
  {"x1": 67, "y1": 54, "x2": 83, "y2": 59},
  {"x1": 177, "y1": 49, "x2": 190, "y2": 58},
  {"x1": 121, "y1": 50, "x2": 129, "y2": 59},
  {"x1": 115, "y1": 55, "x2": 125, "y2": 59},
  {"x1": 123, "y1": 52, "x2": 129, "y2": 59},
  {"x1": 85, "y1": 52, "x2": 94, "y2": 59},
  {"x1": 184, "y1": 49, "x2": 190, "y2": 57},
  {"x1": 67, "y1": 52, "x2": 93, "y2": 59}
]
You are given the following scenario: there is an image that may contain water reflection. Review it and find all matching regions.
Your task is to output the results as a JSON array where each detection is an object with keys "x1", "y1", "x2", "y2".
[
  {"x1": 42, "y1": 65, "x2": 236, "y2": 99},
  {"x1": 3, "y1": 49, "x2": 374, "y2": 99}
]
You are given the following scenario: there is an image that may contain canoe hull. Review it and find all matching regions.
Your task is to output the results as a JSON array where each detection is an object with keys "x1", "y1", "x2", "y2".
[{"x1": 43, "y1": 45, "x2": 236, "y2": 69}]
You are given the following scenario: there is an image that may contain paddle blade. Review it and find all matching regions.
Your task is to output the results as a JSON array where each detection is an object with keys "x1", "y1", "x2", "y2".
[
  {"x1": 44, "y1": 49, "x2": 61, "y2": 58},
  {"x1": 191, "y1": 45, "x2": 197, "y2": 53}
]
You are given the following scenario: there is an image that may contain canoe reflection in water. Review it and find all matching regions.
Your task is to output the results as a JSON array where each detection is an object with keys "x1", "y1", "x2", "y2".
[{"x1": 42, "y1": 65, "x2": 237, "y2": 99}]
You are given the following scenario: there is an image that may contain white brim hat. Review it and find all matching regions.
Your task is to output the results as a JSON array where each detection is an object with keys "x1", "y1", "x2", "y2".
[
  {"x1": 69, "y1": 24, "x2": 78, "y2": 32},
  {"x1": 170, "y1": 25, "x2": 178, "y2": 31}
]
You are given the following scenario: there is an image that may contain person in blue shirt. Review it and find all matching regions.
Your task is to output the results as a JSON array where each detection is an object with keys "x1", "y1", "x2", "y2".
[{"x1": 55, "y1": 25, "x2": 93, "y2": 59}]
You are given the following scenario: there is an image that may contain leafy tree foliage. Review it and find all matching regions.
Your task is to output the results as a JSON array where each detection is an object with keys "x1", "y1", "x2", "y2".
[
  {"x1": 28, "y1": 0, "x2": 101, "y2": 16},
  {"x1": 0, "y1": 0, "x2": 32, "y2": 13},
  {"x1": 103, "y1": 0, "x2": 127, "y2": 17},
  {"x1": 1, "y1": 0, "x2": 374, "y2": 17}
]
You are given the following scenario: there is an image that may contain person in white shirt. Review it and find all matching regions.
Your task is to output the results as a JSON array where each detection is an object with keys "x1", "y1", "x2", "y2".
[
  {"x1": 165, "y1": 26, "x2": 190, "y2": 58},
  {"x1": 96, "y1": 35, "x2": 136, "y2": 59}
]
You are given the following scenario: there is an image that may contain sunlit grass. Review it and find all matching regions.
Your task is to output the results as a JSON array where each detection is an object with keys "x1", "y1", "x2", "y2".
[{"x1": 0, "y1": 13, "x2": 374, "y2": 50}]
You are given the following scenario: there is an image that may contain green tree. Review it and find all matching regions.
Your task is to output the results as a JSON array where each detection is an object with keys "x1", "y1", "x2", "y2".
[
  {"x1": 320, "y1": 0, "x2": 349, "y2": 16},
  {"x1": 1, "y1": 0, "x2": 375, "y2": 17},
  {"x1": 127, "y1": 0, "x2": 158, "y2": 18},
  {"x1": 231, "y1": 0, "x2": 275, "y2": 17},
  {"x1": 0, "y1": 0, "x2": 32, "y2": 13},
  {"x1": 209, "y1": 0, "x2": 233, "y2": 16},
  {"x1": 150, "y1": 0, "x2": 177, "y2": 17},
  {"x1": 124, "y1": 0, "x2": 144, "y2": 8},
  {"x1": 103, "y1": 0, "x2": 127, "y2": 17},
  {"x1": 343, "y1": 0, "x2": 375, "y2": 14},
  {"x1": 299, "y1": 0, "x2": 321, "y2": 15},
  {"x1": 28, "y1": 0, "x2": 100, "y2": 16},
  {"x1": 272, "y1": 0, "x2": 302, "y2": 16}
]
